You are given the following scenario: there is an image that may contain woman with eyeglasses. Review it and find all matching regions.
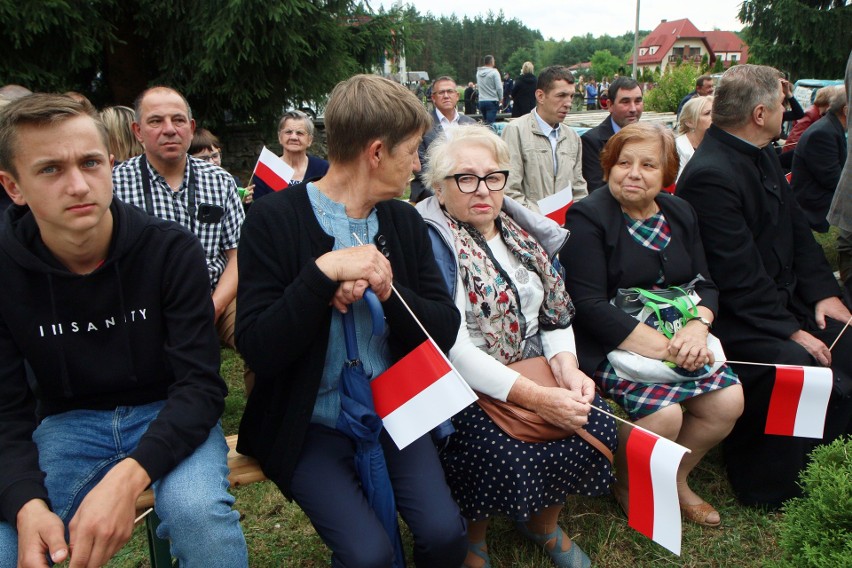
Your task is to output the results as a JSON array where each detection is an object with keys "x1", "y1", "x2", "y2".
[
  {"x1": 417, "y1": 124, "x2": 615, "y2": 568},
  {"x1": 255, "y1": 110, "x2": 329, "y2": 200}
]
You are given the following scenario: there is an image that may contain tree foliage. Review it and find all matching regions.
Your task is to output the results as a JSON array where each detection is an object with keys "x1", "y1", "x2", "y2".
[
  {"x1": 739, "y1": 0, "x2": 852, "y2": 79},
  {"x1": 0, "y1": 0, "x2": 414, "y2": 127},
  {"x1": 590, "y1": 50, "x2": 623, "y2": 80},
  {"x1": 404, "y1": 13, "x2": 647, "y2": 85},
  {"x1": 644, "y1": 63, "x2": 701, "y2": 113},
  {"x1": 403, "y1": 10, "x2": 542, "y2": 84}
]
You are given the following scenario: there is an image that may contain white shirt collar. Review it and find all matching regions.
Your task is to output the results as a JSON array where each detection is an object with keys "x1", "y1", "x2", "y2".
[{"x1": 436, "y1": 108, "x2": 460, "y2": 129}]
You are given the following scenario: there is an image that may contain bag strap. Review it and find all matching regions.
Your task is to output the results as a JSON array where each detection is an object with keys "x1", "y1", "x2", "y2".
[
  {"x1": 575, "y1": 428, "x2": 614, "y2": 464},
  {"x1": 632, "y1": 287, "x2": 699, "y2": 339}
]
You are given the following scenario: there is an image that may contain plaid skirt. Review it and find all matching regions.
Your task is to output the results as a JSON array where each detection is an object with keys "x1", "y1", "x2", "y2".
[{"x1": 594, "y1": 360, "x2": 740, "y2": 420}]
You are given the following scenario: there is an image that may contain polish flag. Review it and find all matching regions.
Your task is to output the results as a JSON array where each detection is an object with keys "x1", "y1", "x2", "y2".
[
  {"x1": 765, "y1": 365, "x2": 833, "y2": 439},
  {"x1": 252, "y1": 146, "x2": 295, "y2": 193},
  {"x1": 537, "y1": 184, "x2": 573, "y2": 225},
  {"x1": 371, "y1": 338, "x2": 477, "y2": 449},
  {"x1": 627, "y1": 428, "x2": 689, "y2": 556}
]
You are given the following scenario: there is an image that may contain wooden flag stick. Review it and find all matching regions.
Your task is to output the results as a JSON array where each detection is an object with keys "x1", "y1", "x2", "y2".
[
  {"x1": 134, "y1": 507, "x2": 153, "y2": 524},
  {"x1": 828, "y1": 316, "x2": 852, "y2": 351},
  {"x1": 588, "y1": 404, "x2": 691, "y2": 453}
]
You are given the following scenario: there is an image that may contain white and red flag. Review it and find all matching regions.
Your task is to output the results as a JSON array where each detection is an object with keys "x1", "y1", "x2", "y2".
[
  {"x1": 626, "y1": 427, "x2": 689, "y2": 556},
  {"x1": 536, "y1": 184, "x2": 573, "y2": 225},
  {"x1": 251, "y1": 146, "x2": 295, "y2": 194},
  {"x1": 371, "y1": 338, "x2": 476, "y2": 449},
  {"x1": 765, "y1": 365, "x2": 833, "y2": 439}
]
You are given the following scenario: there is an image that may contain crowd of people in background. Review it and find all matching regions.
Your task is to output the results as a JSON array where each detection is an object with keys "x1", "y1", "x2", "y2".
[{"x1": 0, "y1": 50, "x2": 849, "y2": 568}]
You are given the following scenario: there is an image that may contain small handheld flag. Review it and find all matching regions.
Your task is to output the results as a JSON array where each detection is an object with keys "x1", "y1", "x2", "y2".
[
  {"x1": 371, "y1": 338, "x2": 476, "y2": 450},
  {"x1": 626, "y1": 427, "x2": 688, "y2": 556},
  {"x1": 765, "y1": 365, "x2": 833, "y2": 439},
  {"x1": 251, "y1": 147, "x2": 295, "y2": 195},
  {"x1": 536, "y1": 184, "x2": 573, "y2": 225}
]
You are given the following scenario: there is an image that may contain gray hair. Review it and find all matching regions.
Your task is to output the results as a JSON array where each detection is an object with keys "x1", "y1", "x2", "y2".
[
  {"x1": 712, "y1": 64, "x2": 782, "y2": 129},
  {"x1": 827, "y1": 86, "x2": 847, "y2": 116},
  {"x1": 278, "y1": 110, "x2": 315, "y2": 138},
  {"x1": 423, "y1": 124, "x2": 510, "y2": 194},
  {"x1": 133, "y1": 86, "x2": 193, "y2": 122},
  {"x1": 678, "y1": 95, "x2": 714, "y2": 134}
]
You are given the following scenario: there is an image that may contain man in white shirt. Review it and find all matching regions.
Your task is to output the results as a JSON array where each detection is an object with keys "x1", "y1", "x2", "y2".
[
  {"x1": 501, "y1": 66, "x2": 588, "y2": 214},
  {"x1": 409, "y1": 76, "x2": 476, "y2": 203}
]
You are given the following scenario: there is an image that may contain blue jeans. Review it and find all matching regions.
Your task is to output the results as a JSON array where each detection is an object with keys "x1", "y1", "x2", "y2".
[
  {"x1": 478, "y1": 100, "x2": 499, "y2": 125},
  {"x1": 0, "y1": 401, "x2": 247, "y2": 567}
]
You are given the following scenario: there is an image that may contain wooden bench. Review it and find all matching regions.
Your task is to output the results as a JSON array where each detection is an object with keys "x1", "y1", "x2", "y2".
[{"x1": 134, "y1": 434, "x2": 266, "y2": 567}]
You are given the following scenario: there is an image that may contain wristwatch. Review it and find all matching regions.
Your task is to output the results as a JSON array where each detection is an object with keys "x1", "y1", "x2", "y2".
[{"x1": 689, "y1": 316, "x2": 712, "y2": 329}]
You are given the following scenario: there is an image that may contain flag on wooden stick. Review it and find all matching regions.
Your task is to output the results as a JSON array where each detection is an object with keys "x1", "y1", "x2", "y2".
[
  {"x1": 765, "y1": 365, "x2": 833, "y2": 439},
  {"x1": 371, "y1": 338, "x2": 476, "y2": 449},
  {"x1": 626, "y1": 427, "x2": 689, "y2": 555}
]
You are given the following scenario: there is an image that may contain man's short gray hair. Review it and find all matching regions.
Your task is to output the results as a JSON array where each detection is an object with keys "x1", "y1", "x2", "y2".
[
  {"x1": 827, "y1": 86, "x2": 847, "y2": 116},
  {"x1": 712, "y1": 64, "x2": 782, "y2": 130}
]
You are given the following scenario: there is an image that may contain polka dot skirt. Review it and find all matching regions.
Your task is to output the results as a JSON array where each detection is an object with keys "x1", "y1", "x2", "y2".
[{"x1": 440, "y1": 392, "x2": 617, "y2": 522}]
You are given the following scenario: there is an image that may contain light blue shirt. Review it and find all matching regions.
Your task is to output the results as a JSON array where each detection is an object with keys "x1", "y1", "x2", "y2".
[
  {"x1": 307, "y1": 183, "x2": 391, "y2": 427},
  {"x1": 533, "y1": 108, "x2": 561, "y2": 176}
]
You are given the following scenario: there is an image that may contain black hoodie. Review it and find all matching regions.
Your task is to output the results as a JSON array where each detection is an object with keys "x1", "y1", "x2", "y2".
[{"x1": 0, "y1": 199, "x2": 227, "y2": 525}]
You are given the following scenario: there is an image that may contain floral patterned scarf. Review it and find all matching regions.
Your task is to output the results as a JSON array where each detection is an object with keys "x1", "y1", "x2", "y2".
[{"x1": 445, "y1": 209, "x2": 575, "y2": 364}]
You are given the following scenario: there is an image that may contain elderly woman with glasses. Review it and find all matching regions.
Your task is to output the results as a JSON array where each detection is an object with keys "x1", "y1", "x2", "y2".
[
  {"x1": 255, "y1": 110, "x2": 329, "y2": 200},
  {"x1": 417, "y1": 124, "x2": 615, "y2": 568}
]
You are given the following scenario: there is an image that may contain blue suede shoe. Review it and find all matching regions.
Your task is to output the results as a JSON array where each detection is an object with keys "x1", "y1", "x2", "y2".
[{"x1": 516, "y1": 523, "x2": 592, "y2": 568}]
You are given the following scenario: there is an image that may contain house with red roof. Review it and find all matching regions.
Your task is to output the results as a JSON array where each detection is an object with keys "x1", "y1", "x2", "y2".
[
  {"x1": 627, "y1": 19, "x2": 748, "y2": 75},
  {"x1": 703, "y1": 30, "x2": 749, "y2": 67}
]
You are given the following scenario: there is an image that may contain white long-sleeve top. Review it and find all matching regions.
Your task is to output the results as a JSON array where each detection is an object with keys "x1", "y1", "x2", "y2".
[{"x1": 448, "y1": 233, "x2": 576, "y2": 401}]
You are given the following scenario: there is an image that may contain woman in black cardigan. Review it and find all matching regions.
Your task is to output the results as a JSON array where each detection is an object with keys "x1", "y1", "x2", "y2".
[
  {"x1": 560, "y1": 123, "x2": 743, "y2": 528},
  {"x1": 235, "y1": 75, "x2": 466, "y2": 567}
]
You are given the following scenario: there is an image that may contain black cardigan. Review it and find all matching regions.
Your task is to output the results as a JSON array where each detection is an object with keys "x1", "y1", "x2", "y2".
[
  {"x1": 235, "y1": 183, "x2": 459, "y2": 495},
  {"x1": 560, "y1": 187, "x2": 719, "y2": 374}
]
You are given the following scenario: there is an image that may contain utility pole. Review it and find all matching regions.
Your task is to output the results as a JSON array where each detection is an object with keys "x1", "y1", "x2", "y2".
[{"x1": 632, "y1": 0, "x2": 640, "y2": 79}]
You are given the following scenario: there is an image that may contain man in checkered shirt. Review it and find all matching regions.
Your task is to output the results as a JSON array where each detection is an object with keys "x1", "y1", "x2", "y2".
[{"x1": 113, "y1": 86, "x2": 244, "y2": 354}]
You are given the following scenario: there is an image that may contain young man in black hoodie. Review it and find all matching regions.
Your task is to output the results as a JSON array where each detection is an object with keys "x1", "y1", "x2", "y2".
[{"x1": 0, "y1": 95, "x2": 247, "y2": 566}]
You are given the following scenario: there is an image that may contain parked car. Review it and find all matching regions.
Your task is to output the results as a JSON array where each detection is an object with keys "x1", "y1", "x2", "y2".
[{"x1": 793, "y1": 78, "x2": 844, "y2": 109}]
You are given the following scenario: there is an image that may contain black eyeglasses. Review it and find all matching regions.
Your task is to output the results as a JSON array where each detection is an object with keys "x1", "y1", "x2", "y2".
[{"x1": 446, "y1": 171, "x2": 509, "y2": 193}]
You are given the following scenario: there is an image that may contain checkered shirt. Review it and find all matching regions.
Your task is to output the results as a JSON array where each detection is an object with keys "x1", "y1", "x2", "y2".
[{"x1": 112, "y1": 155, "x2": 244, "y2": 290}]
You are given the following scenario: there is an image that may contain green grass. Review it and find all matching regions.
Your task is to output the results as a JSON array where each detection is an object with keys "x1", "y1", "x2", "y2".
[
  {"x1": 107, "y1": 348, "x2": 788, "y2": 567},
  {"x1": 814, "y1": 226, "x2": 840, "y2": 272}
]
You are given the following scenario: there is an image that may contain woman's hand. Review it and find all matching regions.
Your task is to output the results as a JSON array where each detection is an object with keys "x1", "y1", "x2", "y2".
[
  {"x1": 316, "y1": 246, "x2": 393, "y2": 312},
  {"x1": 668, "y1": 319, "x2": 713, "y2": 371},
  {"x1": 532, "y1": 386, "x2": 591, "y2": 431},
  {"x1": 507, "y1": 374, "x2": 591, "y2": 432},
  {"x1": 549, "y1": 352, "x2": 595, "y2": 404}
]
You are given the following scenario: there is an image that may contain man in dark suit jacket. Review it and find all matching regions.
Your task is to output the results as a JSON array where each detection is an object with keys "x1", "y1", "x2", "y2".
[
  {"x1": 678, "y1": 64, "x2": 852, "y2": 509},
  {"x1": 409, "y1": 76, "x2": 476, "y2": 203},
  {"x1": 792, "y1": 86, "x2": 848, "y2": 232},
  {"x1": 580, "y1": 76, "x2": 644, "y2": 191}
]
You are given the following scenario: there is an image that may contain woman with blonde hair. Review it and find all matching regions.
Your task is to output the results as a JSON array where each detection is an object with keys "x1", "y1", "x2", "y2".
[
  {"x1": 99, "y1": 105, "x2": 142, "y2": 164},
  {"x1": 512, "y1": 61, "x2": 538, "y2": 118},
  {"x1": 676, "y1": 95, "x2": 714, "y2": 180}
]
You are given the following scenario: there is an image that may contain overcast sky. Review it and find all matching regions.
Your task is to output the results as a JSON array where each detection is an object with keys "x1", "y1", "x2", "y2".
[{"x1": 378, "y1": 1, "x2": 744, "y2": 42}]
